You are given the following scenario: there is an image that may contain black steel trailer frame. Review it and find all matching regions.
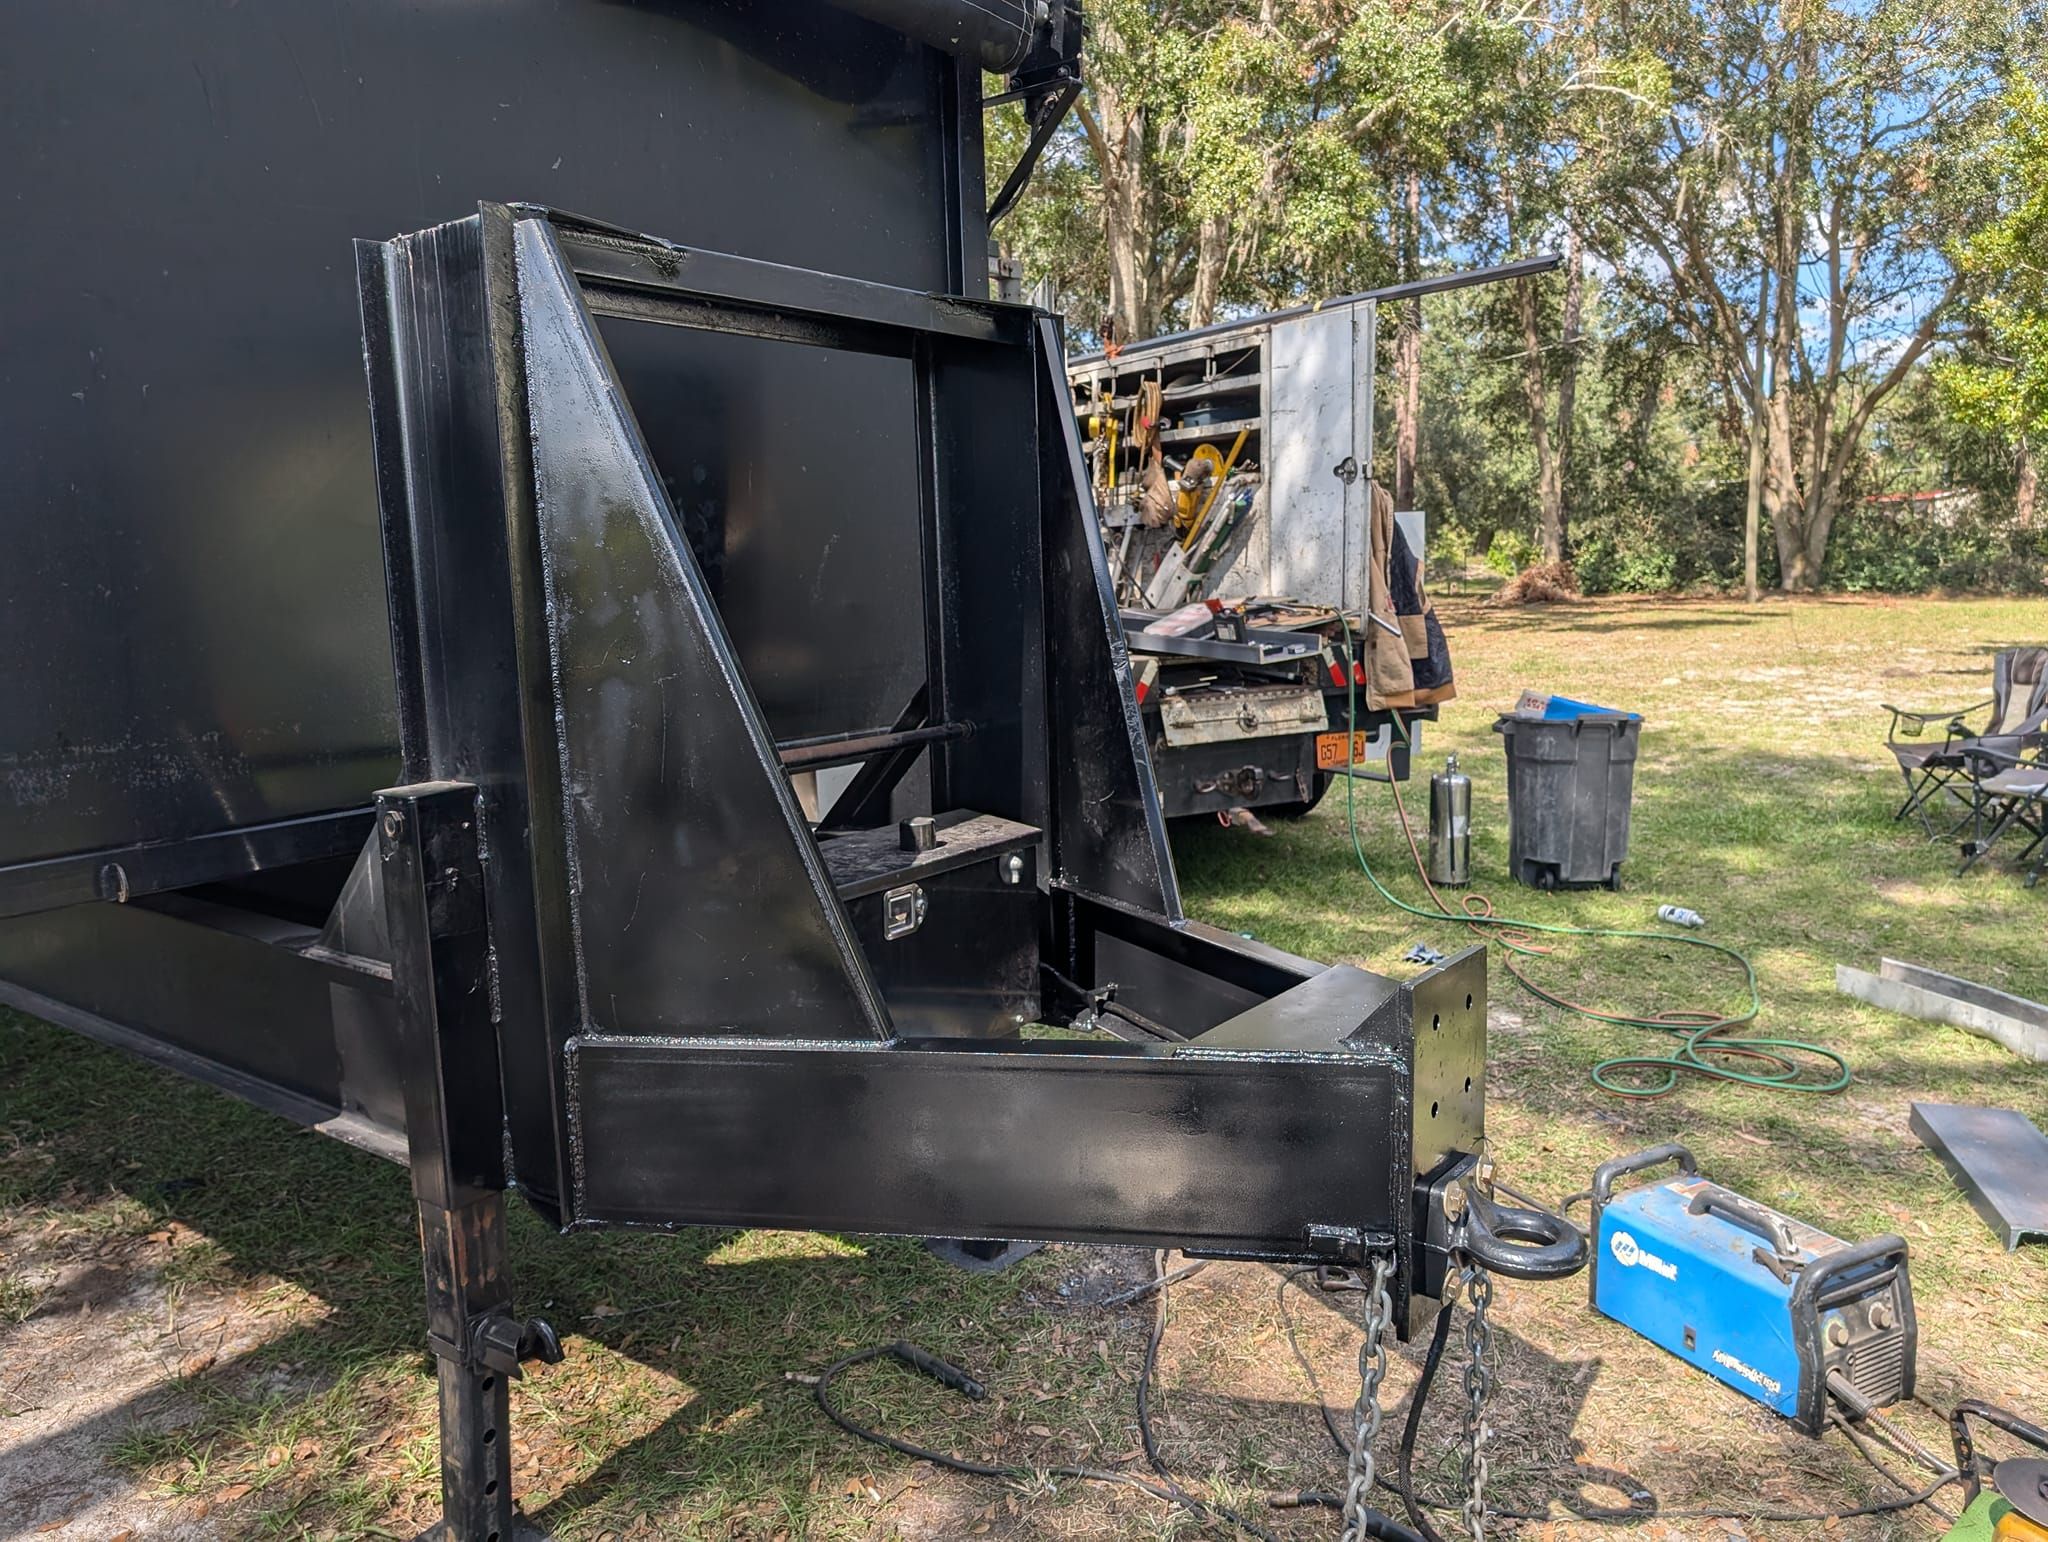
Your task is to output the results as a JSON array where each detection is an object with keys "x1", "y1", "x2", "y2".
[
  {"x1": 349, "y1": 202, "x2": 1575, "y2": 1535},
  {"x1": 0, "y1": 190, "x2": 1584, "y2": 1540}
]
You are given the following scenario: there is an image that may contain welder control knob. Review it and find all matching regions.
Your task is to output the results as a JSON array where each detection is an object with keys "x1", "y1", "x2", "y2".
[
  {"x1": 1825, "y1": 1316, "x2": 1850, "y2": 1347},
  {"x1": 1868, "y1": 1300, "x2": 1894, "y2": 1331},
  {"x1": 900, "y1": 816, "x2": 938, "y2": 853}
]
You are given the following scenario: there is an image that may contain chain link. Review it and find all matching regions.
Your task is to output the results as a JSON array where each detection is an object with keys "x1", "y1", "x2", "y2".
[
  {"x1": 1459, "y1": 1261, "x2": 1496, "y2": 1541},
  {"x1": 1339, "y1": 1255, "x2": 1396, "y2": 1542}
]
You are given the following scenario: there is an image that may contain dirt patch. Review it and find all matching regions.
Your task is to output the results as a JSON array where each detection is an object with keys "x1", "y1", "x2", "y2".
[{"x1": 0, "y1": 1218, "x2": 269, "y2": 1539}]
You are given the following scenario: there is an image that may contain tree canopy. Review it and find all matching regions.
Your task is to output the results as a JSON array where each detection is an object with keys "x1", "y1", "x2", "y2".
[{"x1": 995, "y1": 0, "x2": 2048, "y2": 591}]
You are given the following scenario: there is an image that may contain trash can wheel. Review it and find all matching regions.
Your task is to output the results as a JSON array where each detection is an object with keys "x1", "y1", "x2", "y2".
[{"x1": 1605, "y1": 866, "x2": 1623, "y2": 892}]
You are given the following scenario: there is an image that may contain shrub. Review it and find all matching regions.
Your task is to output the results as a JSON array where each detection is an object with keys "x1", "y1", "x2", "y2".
[{"x1": 1484, "y1": 527, "x2": 1540, "y2": 577}]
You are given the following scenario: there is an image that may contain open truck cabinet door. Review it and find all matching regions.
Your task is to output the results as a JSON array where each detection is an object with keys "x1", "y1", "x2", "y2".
[
  {"x1": 1065, "y1": 257, "x2": 1560, "y2": 821},
  {"x1": 352, "y1": 203, "x2": 1574, "y2": 1534}
]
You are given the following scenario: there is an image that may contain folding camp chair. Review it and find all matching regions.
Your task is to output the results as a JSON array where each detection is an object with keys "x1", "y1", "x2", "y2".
[
  {"x1": 1954, "y1": 741, "x2": 2048, "y2": 887},
  {"x1": 1886, "y1": 645, "x2": 2048, "y2": 837}
]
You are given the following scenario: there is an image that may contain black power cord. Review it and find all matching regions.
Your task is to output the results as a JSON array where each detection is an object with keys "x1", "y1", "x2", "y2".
[
  {"x1": 812, "y1": 1253, "x2": 1423, "y2": 1541},
  {"x1": 813, "y1": 1340, "x2": 1217, "y2": 1515}
]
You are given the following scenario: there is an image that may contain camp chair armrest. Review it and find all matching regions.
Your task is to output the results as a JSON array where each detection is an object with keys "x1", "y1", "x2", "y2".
[
  {"x1": 1884, "y1": 699, "x2": 1993, "y2": 748},
  {"x1": 1958, "y1": 742, "x2": 2044, "y2": 777},
  {"x1": 1882, "y1": 698, "x2": 1991, "y2": 727}
]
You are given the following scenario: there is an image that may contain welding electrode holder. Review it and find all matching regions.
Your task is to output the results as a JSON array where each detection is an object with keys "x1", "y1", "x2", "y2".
[{"x1": 1951, "y1": 1399, "x2": 2048, "y2": 1514}]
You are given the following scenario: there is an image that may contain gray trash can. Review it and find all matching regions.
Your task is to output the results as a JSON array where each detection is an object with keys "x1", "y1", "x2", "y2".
[{"x1": 1492, "y1": 710, "x2": 1641, "y2": 890}]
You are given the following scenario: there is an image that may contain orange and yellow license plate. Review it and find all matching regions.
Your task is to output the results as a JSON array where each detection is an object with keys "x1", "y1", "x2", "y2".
[{"x1": 1315, "y1": 730, "x2": 1376, "y2": 770}]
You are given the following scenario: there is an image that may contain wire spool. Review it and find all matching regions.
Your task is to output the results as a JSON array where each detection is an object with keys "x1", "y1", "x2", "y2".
[{"x1": 1176, "y1": 442, "x2": 1226, "y2": 532}]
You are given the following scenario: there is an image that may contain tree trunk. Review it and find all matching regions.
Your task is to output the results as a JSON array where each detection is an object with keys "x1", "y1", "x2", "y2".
[
  {"x1": 1393, "y1": 169, "x2": 1422, "y2": 511},
  {"x1": 1516, "y1": 275, "x2": 1561, "y2": 565},
  {"x1": 1077, "y1": 70, "x2": 1157, "y2": 344},
  {"x1": 1763, "y1": 398, "x2": 1809, "y2": 592},
  {"x1": 1101, "y1": 148, "x2": 1153, "y2": 340},
  {"x1": 1552, "y1": 230, "x2": 1585, "y2": 563},
  {"x1": 1743, "y1": 263, "x2": 1769, "y2": 602},
  {"x1": 2018, "y1": 436, "x2": 2038, "y2": 528},
  {"x1": 1187, "y1": 215, "x2": 1228, "y2": 329}
]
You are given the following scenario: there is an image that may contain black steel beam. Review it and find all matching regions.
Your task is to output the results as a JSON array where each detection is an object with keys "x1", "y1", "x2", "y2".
[
  {"x1": 359, "y1": 205, "x2": 580, "y2": 1216},
  {"x1": 530, "y1": 208, "x2": 1025, "y2": 351},
  {"x1": 777, "y1": 721, "x2": 973, "y2": 772},
  {"x1": 0, "y1": 807, "x2": 374, "y2": 921},
  {"x1": 564, "y1": 1027, "x2": 1404, "y2": 1261},
  {"x1": 1066, "y1": 888, "x2": 1319, "y2": 1003}
]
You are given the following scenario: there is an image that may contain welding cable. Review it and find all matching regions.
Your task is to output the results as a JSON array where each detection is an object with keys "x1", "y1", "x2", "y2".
[
  {"x1": 1864, "y1": 1402, "x2": 1962, "y2": 1482},
  {"x1": 1132, "y1": 1251, "x2": 1290, "y2": 1542},
  {"x1": 1832, "y1": 1411, "x2": 1959, "y2": 1524},
  {"x1": 1272, "y1": 1266, "x2": 1956, "y2": 1530},
  {"x1": 1039, "y1": 962, "x2": 1183, "y2": 1042},
  {"x1": 1333, "y1": 618, "x2": 1849, "y2": 1098}
]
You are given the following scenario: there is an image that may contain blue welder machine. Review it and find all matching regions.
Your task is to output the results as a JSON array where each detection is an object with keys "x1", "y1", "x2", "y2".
[{"x1": 1587, "y1": 1144, "x2": 1917, "y2": 1434}]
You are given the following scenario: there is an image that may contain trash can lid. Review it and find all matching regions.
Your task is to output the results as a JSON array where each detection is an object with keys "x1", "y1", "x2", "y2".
[{"x1": 1505, "y1": 690, "x2": 1641, "y2": 722}]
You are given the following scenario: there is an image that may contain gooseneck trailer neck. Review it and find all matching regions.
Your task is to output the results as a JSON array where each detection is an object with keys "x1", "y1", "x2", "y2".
[{"x1": 0, "y1": 7, "x2": 1579, "y2": 1536}]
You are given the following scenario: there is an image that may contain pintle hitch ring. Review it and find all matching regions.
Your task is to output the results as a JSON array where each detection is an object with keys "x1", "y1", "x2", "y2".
[{"x1": 1453, "y1": 1178, "x2": 1586, "y2": 1282}]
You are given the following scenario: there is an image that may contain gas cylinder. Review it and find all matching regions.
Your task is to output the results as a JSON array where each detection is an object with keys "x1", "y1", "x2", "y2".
[{"x1": 1428, "y1": 754, "x2": 1471, "y2": 887}]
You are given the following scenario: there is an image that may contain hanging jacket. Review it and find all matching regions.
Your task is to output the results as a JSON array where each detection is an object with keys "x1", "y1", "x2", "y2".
[{"x1": 1364, "y1": 481, "x2": 1456, "y2": 710}]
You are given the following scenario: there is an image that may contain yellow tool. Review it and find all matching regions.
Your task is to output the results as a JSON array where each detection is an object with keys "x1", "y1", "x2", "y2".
[
  {"x1": 1175, "y1": 443, "x2": 1225, "y2": 531},
  {"x1": 1180, "y1": 428, "x2": 1249, "y2": 550}
]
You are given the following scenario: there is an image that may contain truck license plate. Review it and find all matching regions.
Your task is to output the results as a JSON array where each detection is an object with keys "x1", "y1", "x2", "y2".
[{"x1": 1315, "y1": 730, "x2": 1375, "y2": 770}]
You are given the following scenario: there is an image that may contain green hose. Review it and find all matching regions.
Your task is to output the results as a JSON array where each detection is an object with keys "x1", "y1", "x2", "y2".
[{"x1": 1336, "y1": 619, "x2": 1848, "y2": 1098}]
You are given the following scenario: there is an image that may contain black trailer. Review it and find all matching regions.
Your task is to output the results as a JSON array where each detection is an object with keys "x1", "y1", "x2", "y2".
[{"x1": 0, "y1": 5, "x2": 1580, "y2": 1536}]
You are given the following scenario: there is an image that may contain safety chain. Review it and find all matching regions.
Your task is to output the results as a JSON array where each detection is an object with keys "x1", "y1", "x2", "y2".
[
  {"x1": 1339, "y1": 1255, "x2": 1397, "y2": 1542},
  {"x1": 1459, "y1": 1261, "x2": 1496, "y2": 1541}
]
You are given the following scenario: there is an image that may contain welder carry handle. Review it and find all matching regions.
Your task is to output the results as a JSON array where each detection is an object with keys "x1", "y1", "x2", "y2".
[
  {"x1": 1950, "y1": 1398, "x2": 2048, "y2": 1506},
  {"x1": 1685, "y1": 1183, "x2": 1799, "y2": 1261},
  {"x1": 1588, "y1": 1142, "x2": 1699, "y2": 1205},
  {"x1": 1790, "y1": 1232, "x2": 1911, "y2": 1318},
  {"x1": 1457, "y1": 1180, "x2": 1588, "y2": 1281}
]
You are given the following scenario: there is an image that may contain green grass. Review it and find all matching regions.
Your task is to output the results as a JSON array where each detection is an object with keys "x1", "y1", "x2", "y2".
[{"x1": 3, "y1": 591, "x2": 2046, "y2": 1539}]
